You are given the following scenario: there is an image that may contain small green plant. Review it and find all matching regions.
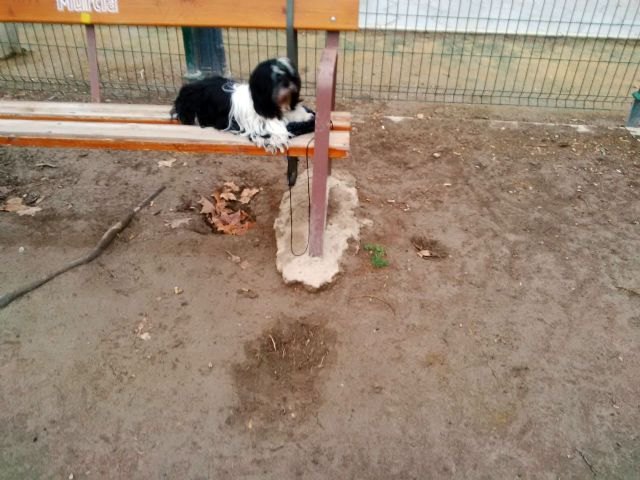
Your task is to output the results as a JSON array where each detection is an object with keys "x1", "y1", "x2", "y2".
[{"x1": 363, "y1": 243, "x2": 389, "y2": 268}]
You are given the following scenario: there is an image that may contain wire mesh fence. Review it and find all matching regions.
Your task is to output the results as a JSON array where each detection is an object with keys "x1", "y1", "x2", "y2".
[{"x1": 1, "y1": 1, "x2": 639, "y2": 110}]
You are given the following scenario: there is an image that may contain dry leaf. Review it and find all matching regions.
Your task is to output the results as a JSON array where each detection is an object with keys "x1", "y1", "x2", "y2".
[
  {"x1": 166, "y1": 218, "x2": 191, "y2": 229},
  {"x1": 17, "y1": 206, "x2": 42, "y2": 216},
  {"x1": 223, "y1": 181, "x2": 240, "y2": 192},
  {"x1": 158, "y1": 158, "x2": 176, "y2": 168},
  {"x1": 237, "y1": 288, "x2": 259, "y2": 299},
  {"x1": 199, "y1": 196, "x2": 215, "y2": 215},
  {"x1": 200, "y1": 182, "x2": 258, "y2": 235},
  {"x1": 213, "y1": 218, "x2": 252, "y2": 235},
  {"x1": 212, "y1": 192, "x2": 230, "y2": 215},
  {"x1": 411, "y1": 236, "x2": 448, "y2": 259},
  {"x1": 1, "y1": 197, "x2": 26, "y2": 212},
  {"x1": 239, "y1": 187, "x2": 260, "y2": 204},
  {"x1": 1, "y1": 197, "x2": 42, "y2": 216},
  {"x1": 220, "y1": 191, "x2": 237, "y2": 201},
  {"x1": 212, "y1": 210, "x2": 253, "y2": 235},
  {"x1": 220, "y1": 210, "x2": 242, "y2": 224},
  {"x1": 225, "y1": 251, "x2": 241, "y2": 264}
]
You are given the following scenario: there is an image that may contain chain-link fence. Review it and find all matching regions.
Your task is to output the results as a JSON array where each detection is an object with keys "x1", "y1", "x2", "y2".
[{"x1": 1, "y1": 1, "x2": 639, "y2": 110}]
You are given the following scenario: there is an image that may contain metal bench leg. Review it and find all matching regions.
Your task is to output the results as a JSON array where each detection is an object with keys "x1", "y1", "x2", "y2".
[{"x1": 309, "y1": 31, "x2": 339, "y2": 257}]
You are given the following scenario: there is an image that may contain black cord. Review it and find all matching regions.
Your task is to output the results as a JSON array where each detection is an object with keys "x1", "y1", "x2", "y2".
[{"x1": 289, "y1": 135, "x2": 314, "y2": 256}]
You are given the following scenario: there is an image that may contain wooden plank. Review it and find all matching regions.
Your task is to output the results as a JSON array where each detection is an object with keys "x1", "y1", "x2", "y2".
[
  {"x1": 0, "y1": 119, "x2": 349, "y2": 158},
  {"x1": 0, "y1": 0, "x2": 359, "y2": 31},
  {"x1": 0, "y1": 101, "x2": 352, "y2": 130}
]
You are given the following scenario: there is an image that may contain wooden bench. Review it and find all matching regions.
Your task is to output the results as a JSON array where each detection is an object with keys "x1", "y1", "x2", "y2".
[
  {"x1": 0, "y1": 102, "x2": 351, "y2": 157},
  {"x1": 0, "y1": 0, "x2": 359, "y2": 256}
]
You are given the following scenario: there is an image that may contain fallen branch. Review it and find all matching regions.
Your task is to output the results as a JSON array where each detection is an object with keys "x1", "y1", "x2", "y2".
[
  {"x1": 615, "y1": 285, "x2": 640, "y2": 298},
  {"x1": 576, "y1": 448, "x2": 597, "y2": 477},
  {"x1": 348, "y1": 295, "x2": 396, "y2": 316},
  {"x1": 0, "y1": 185, "x2": 165, "y2": 309}
]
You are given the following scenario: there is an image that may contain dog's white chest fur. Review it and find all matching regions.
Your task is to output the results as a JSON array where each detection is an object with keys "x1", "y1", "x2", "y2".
[
  {"x1": 227, "y1": 84, "x2": 313, "y2": 153},
  {"x1": 227, "y1": 84, "x2": 289, "y2": 153},
  {"x1": 284, "y1": 104, "x2": 315, "y2": 123}
]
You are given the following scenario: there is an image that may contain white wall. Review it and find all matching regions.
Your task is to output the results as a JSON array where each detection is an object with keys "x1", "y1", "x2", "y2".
[{"x1": 360, "y1": 0, "x2": 640, "y2": 39}]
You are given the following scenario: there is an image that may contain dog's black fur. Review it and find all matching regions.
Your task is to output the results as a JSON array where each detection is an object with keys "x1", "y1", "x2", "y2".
[
  {"x1": 249, "y1": 57, "x2": 302, "y2": 119},
  {"x1": 172, "y1": 76, "x2": 232, "y2": 130},
  {"x1": 172, "y1": 58, "x2": 315, "y2": 138}
]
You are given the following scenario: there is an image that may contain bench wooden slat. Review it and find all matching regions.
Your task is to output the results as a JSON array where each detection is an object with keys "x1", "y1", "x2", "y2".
[
  {"x1": 0, "y1": 119, "x2": 349, "y2": 158},
  {"x1": 1, "y1": 0, "x2": 359, "y2": 31},
  {"x1": 0, "y1": 101, "x2": 352, "y2": 131}
]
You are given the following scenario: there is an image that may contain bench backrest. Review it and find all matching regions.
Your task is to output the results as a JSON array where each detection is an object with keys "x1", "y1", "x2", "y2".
[{"x1": 0, "y1": 0, "x2": 358, "y2": 31}]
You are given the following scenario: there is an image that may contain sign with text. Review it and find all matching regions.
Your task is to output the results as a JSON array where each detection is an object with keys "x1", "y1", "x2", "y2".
[
  {"x1": 0, "y1": 0, "x2": 358, "y2": 30},
  {"x1": 56, "y1": 0, "x2": 119, "y2": 14}
]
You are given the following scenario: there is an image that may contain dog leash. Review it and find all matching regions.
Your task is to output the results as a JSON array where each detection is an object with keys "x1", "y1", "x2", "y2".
[
  {"x1": 287, "y1": 118, "x2": 334, "y2": 256},
  {"x1": 288, "y1": 135, "x2": 314, "y2": 256}
]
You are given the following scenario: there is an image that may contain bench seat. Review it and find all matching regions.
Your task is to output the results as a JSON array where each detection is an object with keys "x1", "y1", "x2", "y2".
[
  {"x1": 0, "y1": 101, "x2": 352, "y2": 131},
  {"x1": 0, "y1": 118, "x2": 350, "y2": 158}
]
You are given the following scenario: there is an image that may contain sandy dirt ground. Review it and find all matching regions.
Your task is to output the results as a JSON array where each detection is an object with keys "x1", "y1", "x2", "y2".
[{"x1": 1, "y1": 102, "x2": 639, "y2": 479}]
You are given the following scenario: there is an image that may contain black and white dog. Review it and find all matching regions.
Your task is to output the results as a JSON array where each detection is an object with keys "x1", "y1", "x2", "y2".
[{"x1": 172, "y1": 57, "x2": 315, "y2": 153}]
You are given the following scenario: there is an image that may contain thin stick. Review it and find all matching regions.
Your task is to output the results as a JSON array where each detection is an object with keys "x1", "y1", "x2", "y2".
[
  {"x1": 348, "y1": 295, "x2": 396, "y2": 316},
  {"x1": 318, "y1": 354, "x2": 326, "y2": 368},
  {"x1": 268, "y1": 334, "x2": 277, "y2": 352},
  {"x1": 0, "y1": 185, "x2": 165, "y2": 309},
  {"x1": 576, "y1": 448, "x2": 597, "y2": 477},
  {"x1": 616, "y1": 285, "x2": 640, "y2": 298}
]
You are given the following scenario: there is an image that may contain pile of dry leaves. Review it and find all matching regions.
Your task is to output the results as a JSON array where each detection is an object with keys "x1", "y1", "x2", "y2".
[
  {"x1": 0, "y1": 193, "x2": 42, "y2": 217},
  {"x1": 199, "y1": 181, "x2": 261, "y2": 235}
]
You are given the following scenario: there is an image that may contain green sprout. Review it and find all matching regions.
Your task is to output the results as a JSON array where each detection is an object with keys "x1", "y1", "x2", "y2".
[{"x1": 363, "y1": 243, "x2": 389, "y2": 268}]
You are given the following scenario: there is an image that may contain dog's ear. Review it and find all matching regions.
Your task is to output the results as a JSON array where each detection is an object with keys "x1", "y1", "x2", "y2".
[
  {"x1": 279, "y1": 58, "x2": 302, "y2": 109},
  {"x1": 250, "y1": 60, "x2": 280, "y2": 118},
  {"x1": 290, "y1": 71, "x2": 302, "y2": 108}
]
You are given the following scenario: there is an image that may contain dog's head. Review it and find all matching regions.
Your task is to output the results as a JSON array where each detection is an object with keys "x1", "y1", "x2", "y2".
[{"x1": 249, "y1": 57, "x2": 302, "y2": 119}]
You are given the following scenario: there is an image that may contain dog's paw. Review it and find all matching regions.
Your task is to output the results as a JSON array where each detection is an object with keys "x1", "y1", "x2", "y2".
[
  {"x1": 302, "y1": 105, "x2": 316, "y2": 119},
  {"x1": 264, "y1": 134, "x2": 290, "y2": 154},
  {"x1": 285, "y1": 104, "x2": 315, "y2": 123},
  {"x1": 248, "y1": 132, "x2": 266, "y2": 149}
]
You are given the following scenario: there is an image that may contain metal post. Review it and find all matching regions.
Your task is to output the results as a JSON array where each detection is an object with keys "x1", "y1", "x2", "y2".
[
  {"x1": 0, "y1": 23, "x2": 25, "y2": 60},
  {"x1": 309, "y1": 31, "x2": 340, "y2": 257},
  {"x1": 627, "y1": 90, "x2": 640, "y2": 128},
  {"x1": 286, "y1": 0, "x2": 300, "y2": 187},
  {"x1": 181, "y1": 27, "x2": 226, "y2": 81},
  {"x1": 286, "y1": 0, "x2": 298, "y2": 67},
  {"x1": 84, "y1": 24, "x2": 101, "y2": 103}
]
